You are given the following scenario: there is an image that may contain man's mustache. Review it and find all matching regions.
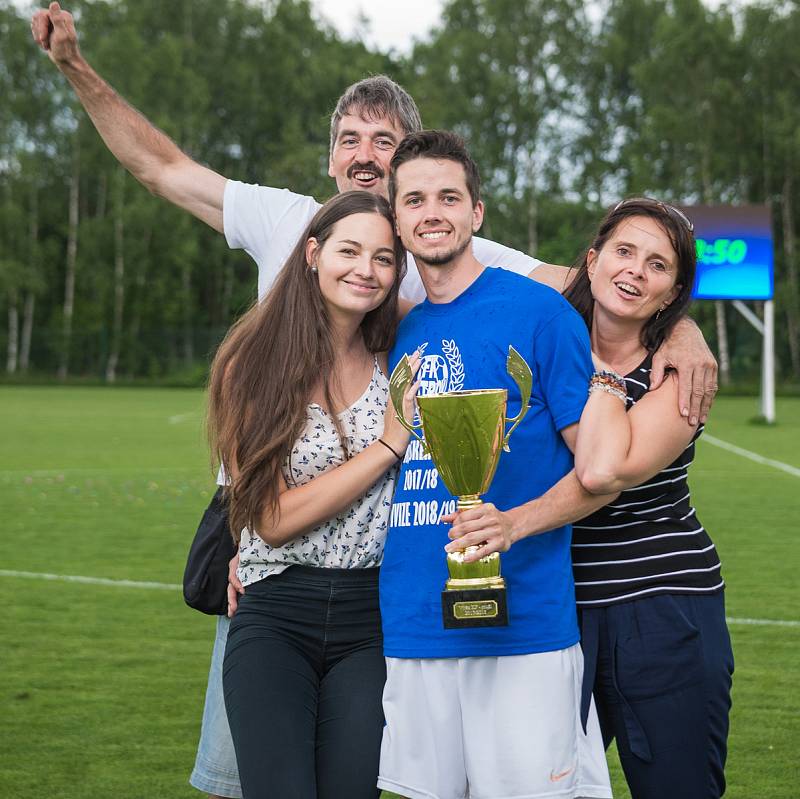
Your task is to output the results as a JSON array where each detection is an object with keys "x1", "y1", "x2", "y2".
[{"x1": 347, "y1": 162, "x2": 385, "y2": 179}]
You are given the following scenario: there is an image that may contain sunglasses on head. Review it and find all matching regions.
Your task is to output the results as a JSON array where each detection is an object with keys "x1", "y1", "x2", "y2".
[{"x1": 613, "y1": 197, "x2": 695, "y2": 234}]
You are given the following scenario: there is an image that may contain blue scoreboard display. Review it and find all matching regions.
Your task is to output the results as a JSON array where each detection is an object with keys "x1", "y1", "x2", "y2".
[{"x1": 681, "y1": 204, "x2": 774, "y2": 300}]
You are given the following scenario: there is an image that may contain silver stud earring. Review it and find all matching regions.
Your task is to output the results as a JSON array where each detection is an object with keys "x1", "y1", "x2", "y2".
[{"x1": 310, "y1": 265, "x2": 318, "y2": 274}]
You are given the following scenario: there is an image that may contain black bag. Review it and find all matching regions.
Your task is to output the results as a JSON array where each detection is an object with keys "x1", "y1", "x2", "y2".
[{"x1": 183, "y1": 487, "x2": 237, "y2": 615}]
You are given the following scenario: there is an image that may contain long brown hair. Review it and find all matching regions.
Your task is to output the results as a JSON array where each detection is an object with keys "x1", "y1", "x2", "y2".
[
  {"x1": 208, "y1": 190, "x2": 406, "y2": 542},
  {"x1": 563, "y1": 198, "x2": 697, "y2": 352}
]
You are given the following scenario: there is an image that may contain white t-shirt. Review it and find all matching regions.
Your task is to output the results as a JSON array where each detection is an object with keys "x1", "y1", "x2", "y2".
[{"x1": 222, "y1": 180, "x2": 542, "y2": 302}]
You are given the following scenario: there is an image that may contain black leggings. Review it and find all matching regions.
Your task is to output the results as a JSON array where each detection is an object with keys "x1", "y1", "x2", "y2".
[{"x1": 223, "y1": 565, "x2": 385, "y2": 799}]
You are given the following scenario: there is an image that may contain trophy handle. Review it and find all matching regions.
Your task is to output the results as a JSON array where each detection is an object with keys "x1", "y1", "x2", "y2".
[
  {"x1": 389, "y1": 353, "x2": 426, "y2": 449},
  {"x1": 502, "y1": 345, "x2": 533, "y2": 452}
]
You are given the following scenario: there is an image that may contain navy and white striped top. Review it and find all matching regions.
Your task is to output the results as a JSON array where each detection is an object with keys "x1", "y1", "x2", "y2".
[{"x1": 572, "y1": 353, "x2": 724, "y2": 607}]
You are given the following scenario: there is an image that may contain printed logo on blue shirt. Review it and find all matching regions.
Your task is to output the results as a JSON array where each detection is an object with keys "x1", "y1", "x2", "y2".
[
  {"x1": 389, "y1": 338, "x2": 469, "y2": 530},
  {"x1": 416, "y1": 339, "x2": 465, "y2": 395}
]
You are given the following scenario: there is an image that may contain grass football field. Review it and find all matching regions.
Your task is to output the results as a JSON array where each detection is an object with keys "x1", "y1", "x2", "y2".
[{"x1": 0, "y1": 387, "x2": 797, "y2": 798}]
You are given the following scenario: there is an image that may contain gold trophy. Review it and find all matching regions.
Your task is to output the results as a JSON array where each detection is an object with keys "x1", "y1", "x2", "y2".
[{"x1": 389, "y1": 346, "x2": 532, "y2": 628}]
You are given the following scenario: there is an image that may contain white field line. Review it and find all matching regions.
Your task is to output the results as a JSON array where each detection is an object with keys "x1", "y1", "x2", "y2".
[
  {"x1": 0, "y1": 570, "x2": 797, "y2": 628},
  {"x1": 0, "y1": 570, "x2": 180, "y2": 591},
  {"x1": 168, "y1": 411, "x2": 199, "y2": 425},
  {"x1": 726, "y1": 617, "x2": 800, "y2": 628},
  {"x1": 0, "y1": 466, "x2": 205, "y2": 477},
  {"x1": 701, "y1": 434, "x2": 800, "y2": 478}
]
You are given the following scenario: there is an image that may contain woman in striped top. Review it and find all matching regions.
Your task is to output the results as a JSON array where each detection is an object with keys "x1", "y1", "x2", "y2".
[{"x1": 564, "y1": 199, "x2": 734, "y2": 799}]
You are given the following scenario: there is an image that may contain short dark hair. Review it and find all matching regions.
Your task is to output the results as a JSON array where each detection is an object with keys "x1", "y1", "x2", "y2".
[
  {"x1": 563, "y1": 198, "x2": 697, "y2": 352},
  {"x1": 329, "y1": 75, "x2": 422, "y2": 153},
  {"x1": 388, "y1": 130, "x2": 481, "y2": 208}
]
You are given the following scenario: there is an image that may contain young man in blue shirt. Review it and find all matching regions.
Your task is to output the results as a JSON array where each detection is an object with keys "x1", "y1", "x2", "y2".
[{"x1": 378, "y1": 131, "x2": 614, "y2": 799}]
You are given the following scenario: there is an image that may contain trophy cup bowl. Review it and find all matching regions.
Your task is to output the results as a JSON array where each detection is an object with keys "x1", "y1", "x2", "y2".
[{"x1": 390, "y1": 346, "x2": 532, "y2": 628}]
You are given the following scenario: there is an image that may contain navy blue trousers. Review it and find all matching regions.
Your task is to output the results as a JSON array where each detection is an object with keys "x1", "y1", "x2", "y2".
[
  {"x1": 223, "y1": 566, "x2": 385, "y2": 799},
  {"x1": 579, "y1": 592, "x2": 734, "y2": 799}
]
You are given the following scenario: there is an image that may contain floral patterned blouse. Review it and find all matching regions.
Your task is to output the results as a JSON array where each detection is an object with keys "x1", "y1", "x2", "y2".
[{"x1": 237, "y1": 359, "x2": 397, "y2": 586}]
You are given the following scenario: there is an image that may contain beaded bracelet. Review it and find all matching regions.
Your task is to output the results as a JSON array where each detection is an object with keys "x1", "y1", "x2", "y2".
[
  {"x1": 591, "y1": 368, "x2": 627, "y2": 392},
  {"x1": 589, "y1": 381, "x2": 628, "y2": 403},
  {"x1": 589, "y1": 369, "x2": 628, "y2": 404}
]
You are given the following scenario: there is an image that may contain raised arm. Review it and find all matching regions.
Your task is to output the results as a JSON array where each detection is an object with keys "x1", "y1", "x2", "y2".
[
  {"x1": 575, "y1": 372, "x2": 699, "y2": 495},
  {"x1": 31, "y1": 3, "x2": 226, "y2": 232}
]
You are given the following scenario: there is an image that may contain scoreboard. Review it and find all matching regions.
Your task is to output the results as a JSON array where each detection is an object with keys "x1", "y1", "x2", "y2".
[{"x1": 681, "y1": 204, "x2": 774, "y2": 300}]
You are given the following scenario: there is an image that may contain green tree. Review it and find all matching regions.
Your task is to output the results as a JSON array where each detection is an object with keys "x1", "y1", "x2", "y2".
[
  {"x1": 740, "y1": 2, "x2": 800, "y2": 379},
  {"x1": 408, "y1": 0, "x2": 591, "y2": 254}
]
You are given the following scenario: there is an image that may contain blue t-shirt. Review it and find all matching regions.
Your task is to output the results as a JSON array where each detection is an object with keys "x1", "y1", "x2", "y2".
[{"x1": 381, "y1": 268, "x2": 593, "y2": 658}]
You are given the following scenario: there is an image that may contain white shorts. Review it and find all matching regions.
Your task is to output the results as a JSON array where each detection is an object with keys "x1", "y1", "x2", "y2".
[{"x1": 377, "y1": 644, "x2": 612, "y2": 799}]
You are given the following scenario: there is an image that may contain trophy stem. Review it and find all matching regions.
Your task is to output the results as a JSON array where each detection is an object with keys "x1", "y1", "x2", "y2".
[
  {"x1": 446, "y1": 490, "x2": 504, "y2": 590},
  {"x1": 457, "y1": 494, "x2": 482, "y2": 511},
  {"x1": 451, "y1": 496, "x2": 487, "y2": 578}
]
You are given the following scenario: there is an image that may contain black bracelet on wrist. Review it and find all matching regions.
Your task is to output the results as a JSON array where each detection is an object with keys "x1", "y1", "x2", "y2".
[{"x1": 378, "y1": 438, "x2": 402, "y2": 461}]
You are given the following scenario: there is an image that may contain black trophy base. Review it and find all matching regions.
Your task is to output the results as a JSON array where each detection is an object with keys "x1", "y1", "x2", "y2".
[{"x1": 442, "y1": 587, "x2": 509, "y2": 629}]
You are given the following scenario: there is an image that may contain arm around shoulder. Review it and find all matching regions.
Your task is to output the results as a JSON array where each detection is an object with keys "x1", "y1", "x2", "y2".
[
  {"x1": 528, "y1": 262, "x2": 574, "y2": 293},
  {"x1": 652, "y1": 316, "x2": 718, "y2": 425},
  {"x1": 471, "y1": 235, "x2": 540, "y2": 275}
]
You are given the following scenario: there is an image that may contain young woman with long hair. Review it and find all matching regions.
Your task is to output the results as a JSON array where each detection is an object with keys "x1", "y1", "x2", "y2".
[
  {"x1": 206, "y1": 190, "x2": 418, "y2": 799},
  {"x1": 566, "y1": 199, "x2": 733, "y2": 799}
]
